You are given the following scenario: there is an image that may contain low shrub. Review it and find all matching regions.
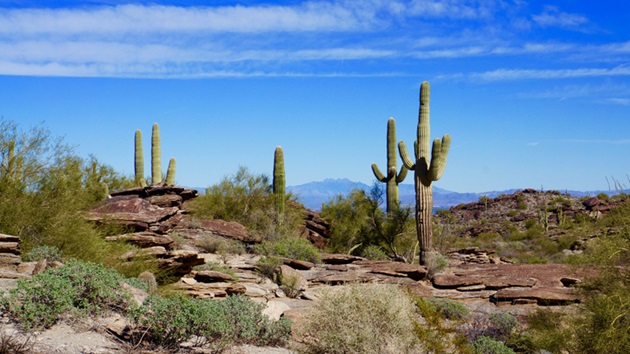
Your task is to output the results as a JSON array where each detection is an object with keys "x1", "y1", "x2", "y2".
[
  {"x1": 130, "y1": 294, "x2": 291, "y2": 351},
  {"x1": 301, "y1": 283, "x2": 419, "y2": 353},
  {"x1": 256, "y1": 237, "x2": 321, "y2": 263},
  {"x1": 1, "y1": 259, "x2": 134, "y2": 330},
  {"x1": 425, "y1": 253, "x2": 449, "y2": 279},
  {"x1": 255, "y1": 256, "x2": 284, "y2": 282},
  {"x1": 426, "y1": 298, "x2": 470, "y2": 321},
  {"x1": 472, "y1": 336, "x2": 515, "y2": 354},
  {"x1": 22, "y1": 245, "x2": 62, "y2": 262},
  {"x1": 360, "y1": 244, "x2": 390, "y2": 260}
]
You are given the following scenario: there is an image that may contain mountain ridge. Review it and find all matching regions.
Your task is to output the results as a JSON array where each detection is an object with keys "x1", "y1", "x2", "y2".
[{"x1": 286, "y1": 178, "x2": 616, "y2": 211}]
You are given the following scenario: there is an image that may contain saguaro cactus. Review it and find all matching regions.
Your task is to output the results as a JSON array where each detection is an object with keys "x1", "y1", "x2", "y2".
[
  {"x1": 371, "y1": 117, "x2": 408, "y2": 213},
  {"x1": 134, "y1": 130, "x2": 147, "y2": 187},
  {"x1": 398, "y1": 81, "x2": 451, "y2": 265},
  {"x1": 273, "y1": 146, "x2": 286, "y2": 216},
  {"x1": 151, "y1": 123, "x2": 162, "y2": 185},
  {"x1": 165, "y1": 157, "x2": 176, "y2": 185}
]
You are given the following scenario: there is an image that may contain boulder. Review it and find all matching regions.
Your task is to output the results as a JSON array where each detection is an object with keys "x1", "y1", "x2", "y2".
[
  {"x1": 263, "y1": 300, "x2": 292, "y2": 321},
  {"x1": 279, "y1": 265, "x2": 308, "y2": 292}
]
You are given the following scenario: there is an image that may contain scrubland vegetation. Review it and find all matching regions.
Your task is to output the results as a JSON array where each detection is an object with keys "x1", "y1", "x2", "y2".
[{"x1": 0, "y1": 118, "x2": 628, "y2": 353}]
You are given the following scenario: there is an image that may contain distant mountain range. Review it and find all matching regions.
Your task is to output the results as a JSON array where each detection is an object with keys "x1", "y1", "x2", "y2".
[{"x1": 286, "y1": 178, "x2": 616, "y2": 211}]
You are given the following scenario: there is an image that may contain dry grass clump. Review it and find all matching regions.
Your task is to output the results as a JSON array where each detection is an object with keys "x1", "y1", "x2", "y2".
[{"x1": 299, "y1": 283, "x2": 419, "y2": 354}]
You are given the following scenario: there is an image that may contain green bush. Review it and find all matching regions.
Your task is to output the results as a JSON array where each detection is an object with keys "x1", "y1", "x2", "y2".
[
  {"x1": 0, "y1": 119, "x2": 134, "y2": 264},
  {"x1": 256, "y1": 237, "x2": 321, "y2": 263},
  {"x1": 321, "y1": 185, "x2": 415, "y2": 260},
  {"x1": 425, "y1": 253, "x2": 449, "y2": 279},
  {"x1": 23, "y1": 245, "x2": 62, "y2": 262},
  {"x1": 131, "y1": 294, "x2": 291, "y2": 351},
  {"x1": 2, "y1": 259, "x2": 135, "y2": 330},
  {"x1": 256, "y1": 256, "x2": 284, "y2": 282},
  {"x1": 472, "y1": 336, "x2": 515, "y2": 354},
  {"x1": 360, "y1": 244, "x2": 390, "y2": 260},
  {"x1": 189, "y1": 166, "x2": 303, "y2": 241},
  {"x1": 301, "y1": 284, "x2": 419, "y2": 353},
  {"x1": 426, "y1": 298, "x2": 470, "y2": 321}
]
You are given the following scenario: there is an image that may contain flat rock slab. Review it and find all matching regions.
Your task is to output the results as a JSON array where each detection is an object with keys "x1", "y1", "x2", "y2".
[
  {"x1": 320, "y1": 253, "x2": 366, "y2": 264},
  {"x1": 192, "y1": 270, "x2": 236, "y2": 282},
  {"x1": 87, "y1": 196, "x2": 178, "y2": 226},
  {"x1": 105, "y1": 231, "x2": 174, "y2": 249},
  {"x1": 175, "y1": 219, "x2": 262, "y2": 243},
  {"x1": 434, "y1": 263, "x2": 586, "y2": 289},
  {"x1": 491, "y1": 287, "x2": 580, "y2": 305},
  {"x1": 355, "y1": 260, "x2": 428, "y2": 280}
]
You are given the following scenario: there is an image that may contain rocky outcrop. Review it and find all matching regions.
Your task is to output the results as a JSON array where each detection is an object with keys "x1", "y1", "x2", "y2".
[
  {"x1": 301, "y1": 209, "x2": 330, "y2": 248},
  {"x1": 86, "y1": 183, "x2": 198, "y2": 234},
  {"x1": 173, "y1": 219, "x2": 262, "y2": 244}
]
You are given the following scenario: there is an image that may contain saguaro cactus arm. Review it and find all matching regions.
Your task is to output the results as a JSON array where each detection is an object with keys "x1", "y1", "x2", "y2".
[
  {"x1": 370, "y1": 163, "x2": 389, "y2": 182},
  {"x1": 165, "y1": 157, "x2": 176, "y2": 185},
  {"x1": 398, "y1": 141, "x2": 415, "y2": 170},
  {"x1": 427, "y1": 135, "x2": 451, "y2": 181}
]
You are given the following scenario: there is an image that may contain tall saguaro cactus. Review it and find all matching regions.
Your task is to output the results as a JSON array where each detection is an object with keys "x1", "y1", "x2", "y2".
[
  {"x1": 371, "y1": 117, "x2": 408, "y2": 213},
  {"x1": 134, "y1": 130, "x2": 147, "y2": 187},
  {"x1": 398, "y1": 81, "x2": 451, "y2": 265},
  {"x1": 273, "y1": 146, "x2": 286, "y2": 216},
  {"x1": 134, "y1": 123, "x2": 176, "y2": 187},
  {"x1": 151, "y1": 123, "x2": 162, "y2": 185}
]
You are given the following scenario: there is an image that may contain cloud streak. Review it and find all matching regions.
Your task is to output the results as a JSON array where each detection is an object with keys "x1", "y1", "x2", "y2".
[{"x1": 0, "y1": 1, "x2": 628, "y2": 79}]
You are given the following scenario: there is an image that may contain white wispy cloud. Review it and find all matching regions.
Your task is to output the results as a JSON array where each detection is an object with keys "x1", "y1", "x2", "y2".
[
  {"x1": 0, "y1": 3, "x2": 375, "y2": 35},
  {"x1": 532, "y1": 6, "x2": 589, "y2": 29},
  {"x1": 472, "y1": 66, "x2": 630, "y2": 81},
  {"x1": 0, "y1": 1, "x2": 626, "y2": 78}
]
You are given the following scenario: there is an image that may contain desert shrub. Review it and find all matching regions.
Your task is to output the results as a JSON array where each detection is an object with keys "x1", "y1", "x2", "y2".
[
  {"x1": 527, "y1": 220, "x2": 630, "y2": 353},
  {"x1": 0, "y1": 119, "x2": 134, "y2": 264},
  {"x1": 194, "y1": 261, "x2": 239, "y2": 281},
  {"x1": 131, "y1": 294, "x2": 291, "y2": 351},
  {"x1": 256, "y1": 237, "x2": 321, "y2": 263},
  {"x1": 516, "y1": 201, "x2": 527, "y2": 210},
  {"x1": 255, "y1": 256, "x2": 284, "y2": 282},
  {"x1": 360, "y1": 244, "x2": 390, "y2": 260},
  {"x1": 321, "y1": 184, "x2": 415, "y2": 260},
  {"x1": 0, "y1": 329, "x2": 34, "y2": 354},
  {"x1": 195, "y1": 235, "x2": 246, "y2": 255},
  {"x1": 189, "y1": 166, "x2": 303, "y2": 241},
  {"x1": 426, "y1": 298, "x2": 470, "y2": 321},
  {"x1": 460, "y1": 312, "x2": 519, "y2": 345},
  {"x1": 2, "y1": 259, "x2": 134, "y2": 330},
  {"x1": 22, "y1": 245, "x2": 62, "y2": 262},
  {"x1": 425, "y1": 253, "x2": 449, "y2": 279},
  {"x1": 301, "y1": 283, "x2": 419, "y2": 353},
  {"x1": 472, "y1": 336, "x2": 514, "y2": 354},
  {"x1": 412, "y1": 296, "x2": 471, "y2": 353}
]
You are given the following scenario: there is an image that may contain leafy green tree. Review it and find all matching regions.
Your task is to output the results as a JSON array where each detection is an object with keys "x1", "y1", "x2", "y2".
[
  {"x1": 321, "y1": 183, "x2": 414, "y2": 260},
  {"x1": 189, "y1": 166, "x2": 303, "y2": 241},
  {"x1": 0, "y1": 118, "x2": 133, "y2": 262}
]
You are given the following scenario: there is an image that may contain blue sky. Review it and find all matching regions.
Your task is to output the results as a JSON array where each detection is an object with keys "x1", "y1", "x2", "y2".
[{"x1": 1, "y1": 0, "x2": 629, "y2": 193}]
